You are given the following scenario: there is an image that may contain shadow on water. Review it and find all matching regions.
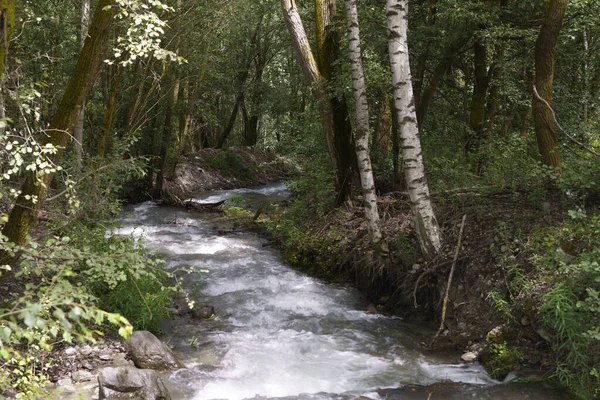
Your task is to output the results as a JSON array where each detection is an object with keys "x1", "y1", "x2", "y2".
[{"x1": 113, "y1": 183, "x2": 567, "y2": 400}]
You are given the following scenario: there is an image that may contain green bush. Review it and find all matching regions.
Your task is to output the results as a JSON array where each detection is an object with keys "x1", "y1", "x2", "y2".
[{"x1": 533, "y1": 211, "x2": 600, "y2": 398}]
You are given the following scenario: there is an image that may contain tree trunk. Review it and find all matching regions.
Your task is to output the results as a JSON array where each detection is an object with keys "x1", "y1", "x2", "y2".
[
  {"x1": 97, "y1": 64, "x2": 121, "y2": 157},
  {"x1": 1, "y1": 0, "x2": 115, "y2": 255},
  {"x1": 345, "y1": 0, "x2": 382, "y2": 245},
  {"x1": 532, "y1": 0, "x2": 568, "y2": 167},
  {"x1": 466, "y1": 39, "x2": 490, "y2": 157},
  {"x1": 155, "y1": 71, "x2": 180, "y2": 195},
  {"x1": 281, "y1": 0, "x2": 356, "y2": 205},
  {"x1": 315, "y1": 0, "x2": 357, "y2": 204},
  {"x1": 0, "y1": 0, "x2": 15, "y2": 138},
  {"x1": 73, "y1": 0, "x2": 91, "y2": 173},
  {"x1": 0, "y1": 0, "x2": 15, "y2": 77},
  {"x1": 391, "y1": 97, "x2": 403, "y2": 190},
  {"x1": 386, "y1": 0, "x2": 441, "y2": 259},
  {"x1": 216, "y1": 93, "x2": 243, "y2": 149}
]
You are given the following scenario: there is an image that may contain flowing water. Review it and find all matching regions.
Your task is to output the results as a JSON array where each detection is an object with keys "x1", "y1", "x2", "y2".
[{"x1": 113, "y1": 183, "x2": 564, "y2": 400}]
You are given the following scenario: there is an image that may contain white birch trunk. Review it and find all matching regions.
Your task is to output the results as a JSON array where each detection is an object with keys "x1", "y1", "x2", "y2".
[
  {"x1": 386, "y1": 0, "x2": 441, "y2": 259},
  {"x1": 345, "y1": 0, "x2": 382, "y2": 245},
  {"x1": 73, "y1": 0, "x2": 90, "y2": 171}
]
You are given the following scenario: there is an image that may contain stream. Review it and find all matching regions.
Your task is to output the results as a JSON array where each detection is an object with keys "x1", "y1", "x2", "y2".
[{"x1": 114, "y1": 183, "x2": 563, "y2": 400}]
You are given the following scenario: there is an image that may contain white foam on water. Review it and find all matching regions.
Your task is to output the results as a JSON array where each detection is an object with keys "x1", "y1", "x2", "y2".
[{"x1": 113, "y1": 185, "x2": 549, "y2": 400}]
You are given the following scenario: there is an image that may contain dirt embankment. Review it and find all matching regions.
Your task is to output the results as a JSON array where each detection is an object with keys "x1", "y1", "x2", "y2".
[{"x1": 161, "y1": 148, "x2": 297, "y2": 203}]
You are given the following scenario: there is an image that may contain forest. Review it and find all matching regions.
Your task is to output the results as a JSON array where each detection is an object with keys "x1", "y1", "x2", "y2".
[{"x1": 0, "y1": 0, "x2": 600, "y2": 398}]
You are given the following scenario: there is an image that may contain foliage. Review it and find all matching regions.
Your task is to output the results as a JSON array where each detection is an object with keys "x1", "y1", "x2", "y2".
[
  {"x1": 530, "y1": 211, "x2": 600, "y2": 398},
  {"x1": 483, "y1": 341, "x2": 524, "y2": 380}
]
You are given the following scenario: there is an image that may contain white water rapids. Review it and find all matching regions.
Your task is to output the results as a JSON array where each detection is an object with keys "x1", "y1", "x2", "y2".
[{"x1": 112, "y1": 183, "x2": 562, "y2": 400}]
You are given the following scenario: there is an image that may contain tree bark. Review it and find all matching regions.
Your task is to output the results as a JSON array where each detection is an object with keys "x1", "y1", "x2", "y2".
[
  {"x1": 315, "y1": 0, "x2": 357, "y2": 204},
  {"x1": 97, "y1": 64, "x2": 122, "y2": 157},
  {"x1": 73, "y1": 0, "x2": 91, "y2": 173},
  {"x1": 532, "y1": 0, "x2": 568, "y2": 167},
  {"x1": 0, "y1": 0, "x2": 15, "y2": 77},
  {"x1": 0, "y1": 0, "x2": 15, "y2": 138},
  {"x1": 345, "y1": 0, "x2": 382, "y2": 245},
  {"x1": 466, "y1": 39, "x2": 490, "y2": 156},
  {"x1": 386, "y1": 0, "x2": 441, "y2": 259},
  {"x1": 216, "y1": 93, "x2": 243, "y2": 149},
  {"x1": 1, "y1": 0, "x2": 115, "y2": 255},
  {"x1": 155, "y1": 71, "x2": 180, "y2": 195}
]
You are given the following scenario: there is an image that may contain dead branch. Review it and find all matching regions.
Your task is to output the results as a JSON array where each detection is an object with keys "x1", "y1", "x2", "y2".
[
  {"x1": 533, "y1": 84, "x2": 600, "y2": 158},
  {"x1": 430, "y1": 214, "x2": 467, "y2": 347}
]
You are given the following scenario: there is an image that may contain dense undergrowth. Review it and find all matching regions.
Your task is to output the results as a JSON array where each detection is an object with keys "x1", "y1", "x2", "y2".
[{"x1": 0, "y1": 154, "x2": 176, "y2": 398}]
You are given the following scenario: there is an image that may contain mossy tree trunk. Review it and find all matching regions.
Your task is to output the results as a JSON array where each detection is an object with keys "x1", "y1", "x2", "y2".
[
  {"x1": 0, "y1": 0, "x2": 15, "y2": 137},
  {"x1": 282, "y1": 0, "x2": 357, "y2": 205},
  {"x1": 532, "y1": 0, "x2": 568, "y2": 168},
  {"x1": 0, "y1": 0, "x2": 15, "y2": 77},
  {"x1": 73, "y1": 0, "x2": 91, "y2": 173},
  {"x1": 97, "y1": 63, "x2": 122, "y2": 157},
  {"x1": 1, "y1": 0, "x2": 115, "y2": 264}
]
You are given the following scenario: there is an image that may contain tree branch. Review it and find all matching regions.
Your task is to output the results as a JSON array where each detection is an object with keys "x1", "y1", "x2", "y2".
[{"x1": 533, "y1": 84, "x2": 600, "y2": 158}]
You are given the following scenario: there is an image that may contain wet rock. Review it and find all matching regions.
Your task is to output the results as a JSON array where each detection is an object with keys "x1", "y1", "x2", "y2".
[
  {"x1": 98, "y1": 366, "x2": 171, "y2": 400},
  {"x1": 191, "y1": 304, "x2": 215, "y2": 320},
  {"x1": 126, "y1": 331, "x2": 185, "y2": 371},
  {"x1": 72, "y1": 370, "x2": 95, "y2": 382},
  {"x1": 461, "y1": 352, "x2": 478, "y2": 362}
]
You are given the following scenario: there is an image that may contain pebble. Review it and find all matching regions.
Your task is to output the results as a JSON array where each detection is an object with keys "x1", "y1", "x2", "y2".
[
  {"x1": 57, "y1": 378, "x2": 73, "y2": 387},
  {"x1": 80, "y1": 345, "x2": 93, "y2": 356},
  {"x1": 72, "y1": 370, "x2": 94, "y2": 382},
  {"x1": 64, "y1": 347, "x2": 77, "y2": 356},
  {"x1": 98, "y1": 354, "x2": 112, "y2": 361},
  {"x1": 461, "y1": 352, "x2": 478, "y2": 362},
  {"x1": 83, "y1": 362, "x2": 95, "y2": 370}
]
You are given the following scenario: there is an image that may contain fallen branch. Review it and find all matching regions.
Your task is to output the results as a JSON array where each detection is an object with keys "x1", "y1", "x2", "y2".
[
  {"x1": 430, "y1": 214, "x2": 467, "y2": 347},
  {"x1": 533, "y1": 84, "x2": 600, "y2": 158},
  {"x1": 181, "y1": 199, "x2": 226, "y2": 212}
]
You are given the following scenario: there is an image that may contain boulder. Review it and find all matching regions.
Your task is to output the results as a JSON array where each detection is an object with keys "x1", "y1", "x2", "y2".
[
  {"x1": 98, "y1": 366, "x2": 170, "y2": 400},
  {"x1": 125, "y1": 331, "x2": 185, "y2": 371},
  {"x1": 461, "y1": 352, "x2": 478, "y2": 362}
]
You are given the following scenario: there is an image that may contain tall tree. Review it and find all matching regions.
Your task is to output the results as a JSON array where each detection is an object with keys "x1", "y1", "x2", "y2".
[
  {"x1": 0, "y1": 0, "x2": 15, "y2": 76},
  {"x1": 386, "y1": 0, "x2": 441, "y2": 259},
  {"x1": 73, "y1": 0, "x2": 91, "y2": 172},
  {"x1": 281, "y1": 0, "x2": 356, "y2": 204},
  {"x1": 0, "y1": 0, "x2": 15, "y2": 137},
  {"x1": 532, "y1": 0, "x2": 568, "y2": 167},
  {"x1": 345, "y1": 0, "x2": 382, "y2": 246},
  {"x1": 1, "y1": 0, "x2": 115, "y2": 261}
]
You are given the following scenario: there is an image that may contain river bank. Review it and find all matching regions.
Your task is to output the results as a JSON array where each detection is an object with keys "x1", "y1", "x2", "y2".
[{"x1": 14, "y1": 148, "x2": 586, "y2": 399}]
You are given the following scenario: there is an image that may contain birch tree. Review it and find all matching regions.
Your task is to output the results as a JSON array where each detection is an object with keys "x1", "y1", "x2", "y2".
[
  {"x1": 345, "y1": 0, "x2": 382, "y2": 246},
  {"x1": 386, "y1": 0, "x2": 441, "y2": 259}
]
